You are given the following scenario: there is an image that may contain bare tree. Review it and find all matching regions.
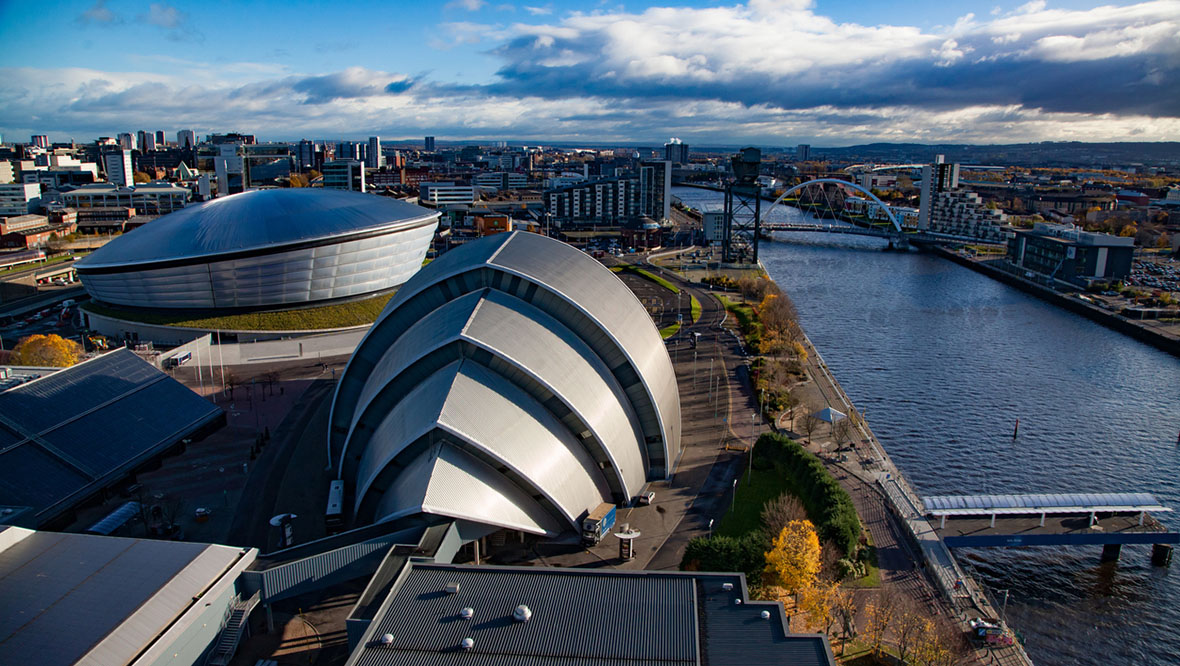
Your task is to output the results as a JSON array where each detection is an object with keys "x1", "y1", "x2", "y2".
[
  {"x1": 863, "y1": 586, "x2": 899, "y2": 659},
  {"x1": 833, "y1": 419, "x2": 853, "y2": 450},
  {"x1": 893, "y1": 595, "x2": 928, "y2": 665},
  {"x1": 801, "y1": 412, "x2": 821, "y2": 444},
  {"x1": 761, "y1": 492, "x2": 807, "y2": 538}
]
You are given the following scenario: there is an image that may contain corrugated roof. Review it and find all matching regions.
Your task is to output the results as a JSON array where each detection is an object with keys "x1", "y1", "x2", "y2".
[
  {"x1": 348, "y1": 564, "x2": 835, "y2": 666},
  {"x1": 0, "y1": 349, "x2": 222, "y2": 524},
  {"x1": 76, "y1": 188, "x2": 437, "y2": 269},
  {"x1": 922, "y1": 493, "x2": 1172, "y2": 515},
  {"x1": 354, "y1": 564, "x2": 696, "y2": 666},
  {"x1": 0, "y1": 529, "x2": 244, "y2": 666}
]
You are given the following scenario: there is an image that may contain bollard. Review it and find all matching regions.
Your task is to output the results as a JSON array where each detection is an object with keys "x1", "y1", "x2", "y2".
[{"x1": 1012, "y1": 418, "x2": 1020, "y2": 439}]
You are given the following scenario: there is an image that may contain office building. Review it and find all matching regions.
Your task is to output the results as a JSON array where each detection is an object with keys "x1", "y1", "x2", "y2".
[
  {"x1": 664, "y1": 139, "x2": 689, "y2": 164},
  {"x1": 177, "y1": 129, "x2": 196, "y2": 149},
  {"x1": 473, "y1": 172, "x2": 528, "y2": 191},
  {"x1": 639, "y1": 160, "x2": 671, "y2": 221},
  {"x1": 419, "y1": 181, "x2": 476, "y2": 205},
  {"x1": 546, "y1": 160, "x2": 670, "y2": 227},
  {"x1": 102, "y1": 150, "x2": 134, "y2": 187},
  {"x1": 918, "y1": 155, "x2": 960, "y2": 230},
  {"x1": 142, "y1": 132, "x2": 157, "y2": 152},
  {"x1": 154, "y1": 130, "x2": 165, "y2": 147},
  {"x1": 796, "y1": 144, "x2": 811, "y2": 161},
  {"x1": 30, "y1": 135, "x2": 49, "y2": 149},
  {"x1": 63, "y1": 182, "x2": 190, "y2": 215},
  {"x1": 367, "y1": 136, "x2": 383, "y2": 169},
  {"x1": 323, "y1": 160, "x2": 367, "y2": 192},
  {"x1": 338, "y1": 141, "x2": 363, "y2": 162},
  {"x1": 297, "y1": 139, "x2": 317, "y2": 171},
  {"x1": 0, "y1": 182, "x2": 42, "y2": 217},
  {"x1": 1007, "y1": 222, "x2": 1135, "y2": 286},
  {"x1": 424, "y1": 136, "x2": 436, "y2": 151},
  {"x1": 214, "y1": 143, "x2": 246, "y2": 195},
  {"x1": 117, "y1": 132, "x2": 136, "y2": 150}
]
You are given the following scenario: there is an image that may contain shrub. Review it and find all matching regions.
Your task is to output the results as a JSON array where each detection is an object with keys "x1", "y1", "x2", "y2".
[{"x1": 682, "y1": 531, "x2": 770, "y2": 582}]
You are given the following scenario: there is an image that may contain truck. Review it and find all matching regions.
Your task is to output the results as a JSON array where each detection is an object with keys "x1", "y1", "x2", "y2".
[{"x1": 582, "y1": 502, "x2": 616, "y2": 546}]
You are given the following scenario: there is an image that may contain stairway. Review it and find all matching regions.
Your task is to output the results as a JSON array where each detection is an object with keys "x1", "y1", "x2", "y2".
[{"x1": 206, "y1": 592, "x2": 260, "y2": 666}]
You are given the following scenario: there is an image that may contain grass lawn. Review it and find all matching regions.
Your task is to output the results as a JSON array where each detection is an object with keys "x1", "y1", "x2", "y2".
[
  {"x1": 83, "y1": 291, "x2": 396, "y2": 331},
  {"x1": 611, "y1": 264, "x2": 679, "y2": 293},
  {"x1": 690, "y1": 294, "x2": 702, "y2": 323},
  {"x1": 715, "y1": 466, "x2": 793, "y2": 538},
  {"x1": 845, "y1": 532, "x2": 882, "y2": 589},
  {"x1": 660, "y1": 321, "x2": 681, "y2": 339}
]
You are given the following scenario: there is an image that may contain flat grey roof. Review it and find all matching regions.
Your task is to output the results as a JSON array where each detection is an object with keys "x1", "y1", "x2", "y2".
[
  {"x1": 923, "y1": 493, "x2": 1171, "y2": 516},
  {"x1": 0, "y1": 349, "x2": 223, "y2": 525},
  {"x1": 349, "y1": 563, "x2": 834, "y2": 666},
  {"x1": 76, "y1": 188, "x2": 438, "y2": 270},
  {"x1": 0, "y1": 527, "x2": 248, "y2": 666}
]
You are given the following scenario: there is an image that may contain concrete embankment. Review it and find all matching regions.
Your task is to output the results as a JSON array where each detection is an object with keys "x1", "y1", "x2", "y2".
[{"x1": 930, "y1": 246, "x2": 1180, "y2": 359}]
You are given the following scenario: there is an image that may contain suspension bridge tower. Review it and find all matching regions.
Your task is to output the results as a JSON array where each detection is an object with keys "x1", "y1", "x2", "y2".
[{"x1": 723, "y1": 147, "x2": 762, "y2": 264}]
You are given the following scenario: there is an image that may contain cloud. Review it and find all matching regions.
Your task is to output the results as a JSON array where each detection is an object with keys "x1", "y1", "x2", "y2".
[
  {"x1": 76, "y1": 0, "x2": 119, "y2": 25},
  {"x1": 524, "y1": 4, "x2": 552, "y2": 15},
  {"x1": 8, "y1": 1, "x2": 1180, "y2": 144},
  {"x1": 445, "y1": 0, "x2": 486, "y2": 10},
  {"x1": 141, "y1": 3, "x2": 183, "y2": 29}
]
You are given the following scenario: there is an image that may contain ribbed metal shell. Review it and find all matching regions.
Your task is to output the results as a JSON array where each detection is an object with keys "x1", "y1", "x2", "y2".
[
  {"x1": 76, "y1": 189, "x2": 438, "y2": 309},
  {"x1": 331, "y1": 232, "x2": 682, "y2": 536},
  {"x1": 332, "y1": 231, "x2": 680, "y2": 479}
]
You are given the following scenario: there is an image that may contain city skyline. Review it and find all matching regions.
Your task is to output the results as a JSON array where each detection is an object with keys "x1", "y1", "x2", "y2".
[{"x1": 1, "y1": 0, "x2": 1178, "y2": 144}]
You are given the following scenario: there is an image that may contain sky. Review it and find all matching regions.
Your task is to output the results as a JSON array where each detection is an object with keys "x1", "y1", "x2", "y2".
[{"x1": 1, "y1": 0, "x2": 1177, "y2": 146}]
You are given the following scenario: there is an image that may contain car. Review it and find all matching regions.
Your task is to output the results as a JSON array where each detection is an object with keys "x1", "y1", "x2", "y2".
[{"x1": 637, "y1": 491, "x2": 655, "y2": 505}]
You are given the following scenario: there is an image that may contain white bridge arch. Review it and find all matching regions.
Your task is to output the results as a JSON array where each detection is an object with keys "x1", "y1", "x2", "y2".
[{"x1": 764, "y1": 178, "x2": 902, "y2": 232}]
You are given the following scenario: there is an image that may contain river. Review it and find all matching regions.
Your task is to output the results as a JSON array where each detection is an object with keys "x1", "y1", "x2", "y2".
[{"x1": 673, "y1": 186, "x2": 1180, "y2": 666}]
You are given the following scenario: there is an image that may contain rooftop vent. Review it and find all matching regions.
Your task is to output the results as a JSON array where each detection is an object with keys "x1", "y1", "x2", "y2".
[
  {"x1": 721, "y1": 583, "x2": 734, "y2": 591},
  {"x1": 734, "y1": 599, "x2": 742, "y2": 606},
  {"x1": 461, "y1": 637, "x2": 475, "y2": 650},
  {"x1": 381, "y1": 633, "x2": 394, "y2": 645},
  {"x1": 760, "y1": 611, "x2": 771, "y2": 620},
  {"x1": 445, "y1": 582, "x2": 460, "y2": 595},
  {"x1": 460, "y1": 607, "x2": 474, "y2": 620},
  {"x1": 513, "y1": 604, "x2": 533, "y2": 622}
]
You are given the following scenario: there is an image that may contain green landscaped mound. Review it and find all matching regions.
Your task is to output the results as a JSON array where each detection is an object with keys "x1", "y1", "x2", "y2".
[{"x1": 83, "y1": 292, "x2": 395, "y2": 331}]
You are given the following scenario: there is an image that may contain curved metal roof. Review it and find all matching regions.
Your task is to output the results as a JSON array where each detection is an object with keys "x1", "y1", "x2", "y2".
[{"x1": 76, "y1": 188, "x2": 438, "y2": 270}]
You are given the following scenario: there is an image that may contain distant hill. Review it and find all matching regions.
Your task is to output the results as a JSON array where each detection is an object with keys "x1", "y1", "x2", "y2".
[{"x1": 802, "y1": 142, "x2": 1180, "y2": 168}]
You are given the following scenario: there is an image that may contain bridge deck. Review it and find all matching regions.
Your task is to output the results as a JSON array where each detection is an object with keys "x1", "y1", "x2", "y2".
[{"x1": 935, "y1": 512, "x2": 1180, "y2": 548}]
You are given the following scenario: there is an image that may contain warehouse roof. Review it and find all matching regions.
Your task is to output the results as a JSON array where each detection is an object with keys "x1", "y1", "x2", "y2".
[
  {"x1": 0, "y1": 349, "x2": 223, "y2": 525},
  {"x1": 347, "y1": 563, "x2": 834, "y2": 666},
  {"x1": 0, "y1": 526, "x2": 252, "y2": 666},
  {"x1": 76, "y1": 188, "x2": 438, "y2": 269}
]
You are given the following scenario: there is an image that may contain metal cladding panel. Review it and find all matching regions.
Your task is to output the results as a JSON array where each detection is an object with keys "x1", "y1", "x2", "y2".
[
  {"x1": 0, "y1": 532, "x2": 239, "y2": 666},
  {"x1": 488, "y1": 233, "x2": 681, "y2": 469},
  {"x1": 353, "y1": 362, "x2": 457, "y2": 509},
  {"x1": 0, "y1": 444, "x2": 90, "y2": 514},
  {"x1": 80, "y1": 221, "x2": 435, "y2": 309},
  {"x1": 357, "y1": 565, "x2": 696, "y2": 664},
  {"x1": 375, "y1": 444, "x2": 565, "y2": 536},
  {"x1": 437, "y1": 361, "x2": 610, "y2": 522},
  {"x1": 76, "y1": 188, "x2": 439, "y2": 269},
  {"x1": 462, "y1": 292, "x2": 648, "y2": 497}
]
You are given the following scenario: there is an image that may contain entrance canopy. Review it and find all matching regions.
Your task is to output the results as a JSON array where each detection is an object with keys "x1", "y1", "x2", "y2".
[{"x1": 923, "y1": 493, "x2": 1172, "y2": 517}]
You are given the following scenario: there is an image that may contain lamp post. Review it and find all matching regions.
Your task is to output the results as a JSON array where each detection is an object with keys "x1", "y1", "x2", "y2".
[{"x1": 730, "y1": 478, "x2": 737, "y2": 513}]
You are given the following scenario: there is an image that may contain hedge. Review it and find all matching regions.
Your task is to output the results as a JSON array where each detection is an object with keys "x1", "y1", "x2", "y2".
[
  {"x1": 754, "y1": 432, "x2": 861, "y2": 555},
  {"x1": 681, "y1": 531, "x2": 770, "y2": 582}
]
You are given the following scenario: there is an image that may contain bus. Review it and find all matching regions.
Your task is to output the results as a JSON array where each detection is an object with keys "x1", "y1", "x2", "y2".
[{"x1": 325, "y1": 480, "x2": 344, "y2": 534}]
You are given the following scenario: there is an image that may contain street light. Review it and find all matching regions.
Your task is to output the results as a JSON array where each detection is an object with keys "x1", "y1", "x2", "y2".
[{"x1": 730, "y1": 478, "x2": 737, "y2": 513}]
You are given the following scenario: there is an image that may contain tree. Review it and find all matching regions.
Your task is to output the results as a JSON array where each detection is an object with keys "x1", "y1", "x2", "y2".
[
  {"x1": 1158, "y1": 232, "x2": 1171, "y2": 249},
  {"x1": 764, "y1": 520, "x2": 821, "y2": 596},
  {"x1": 833, "y1": 585, "x2": 859, "y2": 654},
  {"x1": 682, "y1": 532, "x2": 769, "y2": 582},
  {"x1": 832, "y1": 419, "x2": 853, "y2": 450},
  {"x1": 1119, "y1": 223, "x2": 1137, "y2": 237},
  {"x1": 892, "y1": 596, "x2": 928, "y2": 665},
  {"x1": 287, "y1": 173, "x2": 309, "y2": 188},
  {"x1": 800, "y1": 411, "x2": 821, "y2": 444},
  {"x1": 133, "y1": 171, "x2": 152, "y2": 184},
  {"x1": 799, "y1": 579, "x2": 840, "y2": 637},
  {"x1": 863, "y1": 587, "x2": 899, "y2": 658},
  {"x1": 761, "y1": 492, "x2": 807, "y2": 539},
  {"x1": 12, "y1": 334, "x2": 83, "y2": 367}
]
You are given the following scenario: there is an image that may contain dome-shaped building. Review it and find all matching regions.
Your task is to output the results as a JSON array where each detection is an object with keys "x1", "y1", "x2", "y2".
[
  {"x1": 330, "y1": 231, "x2": 681, "y2": 536},
  {"x1": 75, "y1": 189, "x2": 438, "y2": 310}
]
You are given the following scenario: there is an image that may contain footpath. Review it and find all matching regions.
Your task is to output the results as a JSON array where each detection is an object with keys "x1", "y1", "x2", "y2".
[{"x1": 647, "y1": 249, "x2": 1033, "y2": 666}]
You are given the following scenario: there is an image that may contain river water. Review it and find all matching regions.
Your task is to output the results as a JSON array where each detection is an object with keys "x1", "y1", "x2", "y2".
[{"x1": 673, "y1": 187, "x2": 1180, "y2": 665}]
